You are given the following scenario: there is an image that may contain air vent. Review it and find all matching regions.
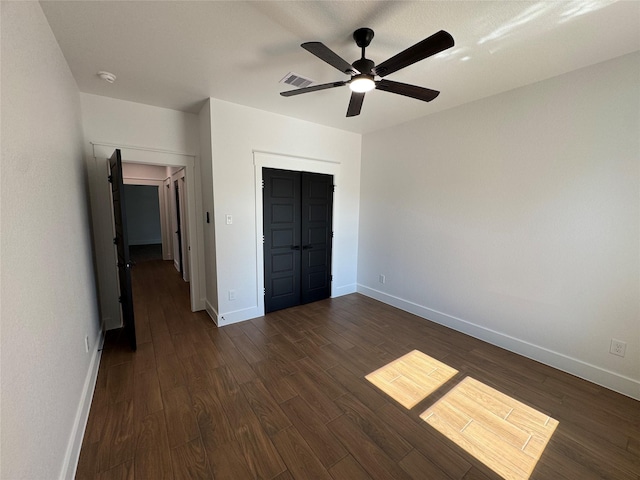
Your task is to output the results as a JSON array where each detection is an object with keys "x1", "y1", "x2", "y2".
[{"x1": 280, "y1": 72, "x2": 314, "y2": 89}]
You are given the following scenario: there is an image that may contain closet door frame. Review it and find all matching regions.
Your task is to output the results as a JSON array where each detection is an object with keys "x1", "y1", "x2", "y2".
[{"x1": 254, "y1": 151, "x2": 341, "y2": 318}]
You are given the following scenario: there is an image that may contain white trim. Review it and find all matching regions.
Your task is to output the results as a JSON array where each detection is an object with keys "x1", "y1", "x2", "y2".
[
  {"x1": 91, "y1": 141, "x2": 195, "y2": 157},
  {"x1": 250, "y1": 151, "x2": 341, "y2": 321},
  {"x1": 59, "y1": 330, "x2": 104, "y2": 480},
  {"x1": 91, "y1": 143, "x2": 205, "y2": 312},
  {"x1": 122, "y1": 175, "x2": 170, "y2": 182},
  {"x1": 205, "y1": 300, "x2": 219, "y2": 326},
  {"x1": 357, "y1": 284, "x2": 640, "y2": 400},
  {"x1": 218, "y1": 306, "x2": 264, "y2": 327},
  {"x1": 332, "y1": 283, "x2": 357, "y2": 297},
  {"x1": 252, "y1": 149, "x2": 341, "y2": 165}
]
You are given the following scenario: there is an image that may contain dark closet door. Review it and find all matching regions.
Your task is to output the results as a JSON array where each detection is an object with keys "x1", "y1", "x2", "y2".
[
  {"x1": 108, "y1": 149, "x2": 137, "y2": 351},
  {"x1": 263, "y1": 169, "x2": 302, "y2": 312},
  {"x1": 263, "y1": 168, "x2": 333, "y2": 313},
  {"x1": 300, "y1": 172, "x2": 333, "y2": 304}
]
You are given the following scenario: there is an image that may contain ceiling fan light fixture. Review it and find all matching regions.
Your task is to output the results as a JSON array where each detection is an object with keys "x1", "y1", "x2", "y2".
[{"x1": 349, "y1": 74, "x2": 375, "y2": 93}]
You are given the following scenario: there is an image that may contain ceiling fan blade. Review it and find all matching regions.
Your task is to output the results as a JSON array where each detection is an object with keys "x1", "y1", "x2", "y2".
[
  {"x1": 375, "y1": 79, "x2": 440, "y2": 102},
  {"x1": 346, "y1": 92, "x2": 365, "y2": 117},
  {"x1": 280, "y1": 81, "x2": 347, "y2": 97},
  {"x1": 372, "y1": 30, "x2": 454, "y2": 77},
  {"x1": 302, "y1": 42, "x2": 359, "y2": 75}
]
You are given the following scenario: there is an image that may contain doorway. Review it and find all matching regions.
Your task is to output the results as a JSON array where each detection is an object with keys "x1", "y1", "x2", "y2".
[
  {"x1": 263, "y1": 168, "x2": 334, "y2": 313},
  {"x1": 124, "y1": 184, "x2": 163, "y2": 263},
  {"x1": 91, "y1": 142, "x2": 203, "y2": 330}
]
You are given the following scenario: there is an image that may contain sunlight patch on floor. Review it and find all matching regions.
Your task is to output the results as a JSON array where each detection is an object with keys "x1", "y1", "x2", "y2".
[
  {"x1": 420, "y1": 377, "x2": 559, "y2": 480},
  {"x1": 364, "y1": 350, "x2": 458, "y2": 408}
]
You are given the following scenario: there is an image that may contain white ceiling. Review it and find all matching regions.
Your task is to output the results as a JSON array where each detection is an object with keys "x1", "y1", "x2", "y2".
[{"x1": 40, "y1": 1, "x2": 640, "y2": 134}]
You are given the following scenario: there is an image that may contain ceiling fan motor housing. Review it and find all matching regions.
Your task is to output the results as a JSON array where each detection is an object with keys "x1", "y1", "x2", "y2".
[
  {"x1": 353, "y1": 28, "x2": 374, "y2": 48},
  {"x1": 352, "y1": 58, "x2": 375, "y2": 74}
]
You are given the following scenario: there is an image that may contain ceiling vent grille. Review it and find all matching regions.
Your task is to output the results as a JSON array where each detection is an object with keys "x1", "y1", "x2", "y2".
[{"x1": 280, "y1": 72, "x2": 314, "y2": 89}]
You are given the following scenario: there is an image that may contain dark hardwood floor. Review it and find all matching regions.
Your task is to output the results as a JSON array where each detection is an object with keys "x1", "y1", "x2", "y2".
[{"x1": 76, "y1": 260, "x2": 640, "y2": 479}]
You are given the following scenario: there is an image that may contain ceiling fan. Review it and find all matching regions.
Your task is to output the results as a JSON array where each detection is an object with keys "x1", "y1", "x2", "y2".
[{"x1": 280, "y1": 27, "x2": 454, "y2": 117}]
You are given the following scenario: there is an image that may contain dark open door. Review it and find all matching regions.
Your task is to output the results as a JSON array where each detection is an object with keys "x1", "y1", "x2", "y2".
[
  {"x1": 174, "y1": 180, "x2": 183, "y2": 277},
  {"x1": 263, "y1": 168, "x2": 333, "y2": 313},
  {"x1": 108, "y1": 149, "x2": 137, "y2": 351}
]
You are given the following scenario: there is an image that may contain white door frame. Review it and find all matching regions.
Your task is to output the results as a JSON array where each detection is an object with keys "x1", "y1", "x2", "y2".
[
  {"x1": 170, "y1": 168, "x2": 190, "y2": 282},
  {"x1": 92, "y1": 142, "x2": 204, "y2": 312},
  {"x1": 253, "y1": 150, "x2": 341, "y2": 319}
]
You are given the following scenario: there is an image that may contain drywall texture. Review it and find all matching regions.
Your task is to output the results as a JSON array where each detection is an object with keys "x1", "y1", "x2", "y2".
[
  {"x1": 358, "y1": 52, "x2": 640, "y2": 398},
  {"x1": 80, "y1": 93, "x2": 202, "y2": 329},
  {"x1": 0, "y1": 2, "x2": 101, "y2": 478},
  {"x1": 209, "y1": 99, "x2": 361, "y2": 323}
]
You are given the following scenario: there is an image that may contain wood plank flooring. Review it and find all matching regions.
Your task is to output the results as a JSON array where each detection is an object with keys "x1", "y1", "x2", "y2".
[{"x1": 76, "y1": 260, "x2": 640, "y2": 479}]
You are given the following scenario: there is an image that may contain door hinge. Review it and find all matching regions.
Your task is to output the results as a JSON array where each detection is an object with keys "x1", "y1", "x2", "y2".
[
  {"x1": 332, "y1": 185, "x2": 336, "y2": 192},
  {"x1": 330, "y1": 275, "x2": 333, "y2": 282},
  {"x1": 108, "y1": 175, "x2": 113, "y2": 183},
  {"x1": 263, "y1": 288, "x2": 266, "y2": 296},
  {"x1": 331, "y1": 231, "x2": 334, "y2": 238},
  {"x1": 262, "y1": 235, "x2": 265, "y2": 244},
  {"x1": 118, "y1": 295, "x2": 123, "y2": 303},
  {"x1": 261, "y1": 180, "x2": 264, "y2": 189},
  {"x1": 113, "y1": 236, "x2": 118, "y2": 245}
]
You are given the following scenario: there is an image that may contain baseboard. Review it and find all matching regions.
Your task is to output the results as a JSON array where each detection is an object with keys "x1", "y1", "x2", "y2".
[
  {"x1": 205, "y1": 299, "x2": 219, "y2": 326},
  {"x1": 211, "y1": 284, "x2": 358, "y2": 327},
  {"x1": 59, "y1": 329, "x2": 104, "y2": 480},
  {"x1": 217, "y1": 305, "x2": 262, "y2": 326},
  {"x1": 332, "y1": 283, "x2": 357, "y2": 297},
  {"x1": 357, "y1": 284, "x2": 640, "y2": 400},
  {"x1": 193, "y1": 296, "x2": 206, "y2": 312}
]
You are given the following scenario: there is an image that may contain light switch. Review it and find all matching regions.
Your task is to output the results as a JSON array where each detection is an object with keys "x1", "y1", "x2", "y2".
[{"x1": 225, "y1": 214, "x2": 232, "y2": 225}]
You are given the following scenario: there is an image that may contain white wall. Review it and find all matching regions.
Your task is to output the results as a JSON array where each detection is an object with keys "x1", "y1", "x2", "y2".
[
  {"x1": 358, "y1": 52, "x2": 640, "y2": 399},
  {"x1": 209, "y1": 99, "x2": 361, "y2": 325},
  {"x1": 81, "y1": 93, "x2": 199, "y2": 151},
  {"x1": 80, "y1": 94, "x2": 204, "y2": 329},
  {"x1": 199, "y1": 100, "x2": 219, "y2": 318},
  {"x1": 0, "y1": 3, "x2": 102, "y2": 478}
]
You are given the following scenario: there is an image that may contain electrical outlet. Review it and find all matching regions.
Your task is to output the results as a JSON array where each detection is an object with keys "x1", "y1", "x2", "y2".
[
  {"x1": 84, "y1": 335, "x2": 90, "y2": 353},
  {"x1": 228, "y1": 289, "x2": 236, "y2": 301},
  {"x1": 610, "y1": 339, "x2": 626, "y2": 357},
  {"x1": 379, "y1": 274, "x2": 386, "y2": 284}
]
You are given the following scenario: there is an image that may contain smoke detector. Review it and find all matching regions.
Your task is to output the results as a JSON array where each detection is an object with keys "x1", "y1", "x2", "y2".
[{"x1": 97, "y1": 71, "x2": 116, "y2": 83}]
